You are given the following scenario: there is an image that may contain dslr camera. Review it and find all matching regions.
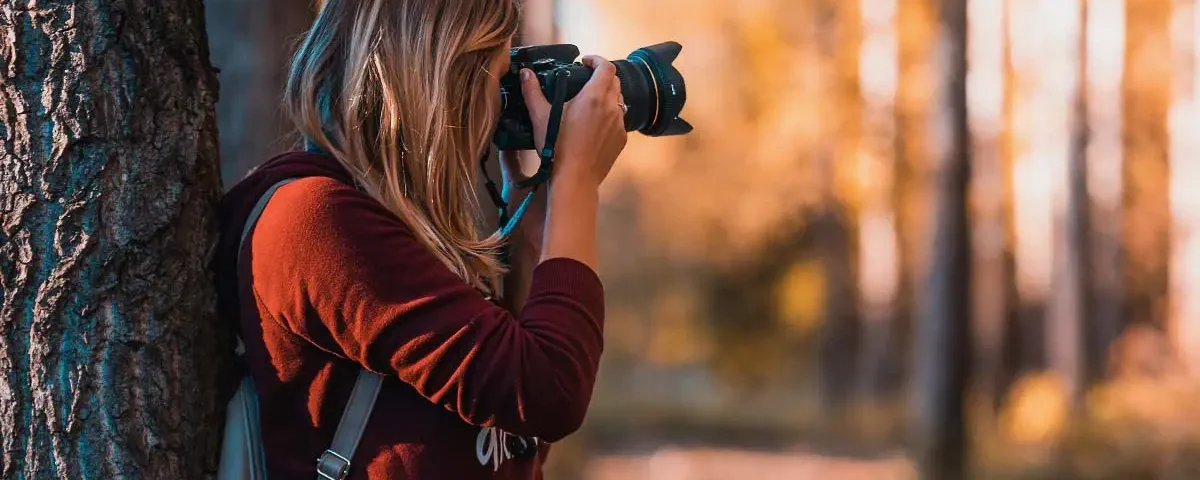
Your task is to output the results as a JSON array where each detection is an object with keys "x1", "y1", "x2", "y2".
[{"x1": 493, "y1": 41, "x2": 692, "y2": 151}]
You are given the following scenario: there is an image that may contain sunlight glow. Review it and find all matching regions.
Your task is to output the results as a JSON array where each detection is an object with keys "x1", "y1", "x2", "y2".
[
  {"x1": 1088, "y1": 0, "x2": 1126, "y2": 210},
  {"x1": 968, "y1": 0, "x2": 1006, "y2": 136},
  {"x1": 1010, "y1": 0, "x2": 1079, "y2": 302},
  {"x1": 858, "y1": 0, "x2": 899, "y2": 312},
  {"x1": 1169, "y1": 0, "x2": 1200, "y2": 374}
]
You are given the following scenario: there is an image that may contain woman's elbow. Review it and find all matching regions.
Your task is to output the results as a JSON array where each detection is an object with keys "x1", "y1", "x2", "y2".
[
  {"x1": 496, "y1": 367, "x2": 596, "y2": 441},
  {"x1": 525, "y1": 392, "x2": 592, "y2": 442}
]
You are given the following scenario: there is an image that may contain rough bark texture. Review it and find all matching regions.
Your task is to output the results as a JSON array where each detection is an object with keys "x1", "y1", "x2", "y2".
[
  {"x1": 204, "y1": 0, "x2": 314, "y2": 188},
  {"x1": 910, "y1": 0, "x2": 971, "y2": 477},
  {"x1": 0, "y1": 1, "x2": 226, "y2": 478}
]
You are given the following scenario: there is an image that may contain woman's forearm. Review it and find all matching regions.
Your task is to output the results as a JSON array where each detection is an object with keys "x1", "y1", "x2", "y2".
[
  {"x1": 502, "y1": 228, "x2": 540, "y2": 313},
  {"x1": 540, "y1": 180, "x2": 599, "y2": 271}
]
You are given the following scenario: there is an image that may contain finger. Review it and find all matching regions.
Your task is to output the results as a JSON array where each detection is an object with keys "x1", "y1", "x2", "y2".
[
  {"x1": 499, "y1": 150, "x2": 539, "y2": 183},
  {"x1": 518, "y1": 69, "x2": 550, "y2": 118},
  {"x1": 580, "y1": 55, "x2": 616, "y2": 93},
  {"x1": 580, "y1": 54, "x2": 610, "y2": 70},
  {"x1": 609, "y1": 78, "x2": 623, "y2": 105}
]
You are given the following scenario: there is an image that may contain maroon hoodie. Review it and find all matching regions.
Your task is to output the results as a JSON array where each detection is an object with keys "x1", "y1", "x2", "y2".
[{"x1": 213, "y1": 151, "x2": 605, "y2": 479}]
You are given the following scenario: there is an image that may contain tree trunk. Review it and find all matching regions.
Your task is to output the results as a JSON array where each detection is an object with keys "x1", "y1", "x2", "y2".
[
  {"x1": 1045, "y1": 0, "x2": 1088, "y2": 404},
  {"x1": 856, "y1": 0, "x2": 903, "y2": 402},
  {"x1": 0, "y1": 1, "x2": 226, "y2": 478},
  {"x1": 1123, "y1": 0, "x2": 1173, "y2": 333},
  {"x1": 967, "y1": 0, "x2": 1010, "y2": 416},
  {"x1": 205, "y1": 0, "x2": 315, "y2": 187},
  {"x1": 1064, "y1": 0, "x2": 1093, "y2": 397},
  {"x1": 910, "y1": 0, "x2": 971, "y2": 477},
  {"x1": 1083, "y1": 0, "x2": 1126, "y2": 386},
  {"x1": 814, "y1": 0, "x2": 862, "y2": 414},
  {"x1": 520, "y1": 0, "x2": 558, "y2": 46},
  {"x1": 895, "y1": 0, "x2": 938, "y2": 405}
]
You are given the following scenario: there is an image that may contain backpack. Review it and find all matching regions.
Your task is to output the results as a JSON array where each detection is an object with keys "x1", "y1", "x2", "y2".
[{"x1": 217, "y1": 178, "x2": 386, "y2": 480}]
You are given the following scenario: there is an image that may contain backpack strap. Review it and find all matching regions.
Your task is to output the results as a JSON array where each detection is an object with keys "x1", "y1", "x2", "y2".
[
  {"x1": 237, "y1": 178, "x2": 385, "y2": 480},
  {"x1": 316, "y1": 370, "x2": 384, "y2": 480}
]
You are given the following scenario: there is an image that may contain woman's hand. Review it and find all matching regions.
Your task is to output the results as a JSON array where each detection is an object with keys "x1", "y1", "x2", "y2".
[
  {"x1": 517, "y1": 55, "x2": 628, "y2": 190},
  {"x1": 515, "y1": 54, "x2": 626, "y2": 271}
]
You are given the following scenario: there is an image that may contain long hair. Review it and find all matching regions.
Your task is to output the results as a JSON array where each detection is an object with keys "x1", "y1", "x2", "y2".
[{"x1": 285, "y1": 0, "x2": 520, "y2": 296}]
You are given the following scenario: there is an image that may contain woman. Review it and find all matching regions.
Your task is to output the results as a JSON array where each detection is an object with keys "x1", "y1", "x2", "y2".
[{"x1": 212, "y1": 0, "x2": 626, "y2": 478}]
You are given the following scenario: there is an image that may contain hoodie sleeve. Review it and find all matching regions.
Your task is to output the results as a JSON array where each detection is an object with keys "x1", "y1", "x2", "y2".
[{"x1": 248, "y1": 176, "x2": 605, "y2": 442}]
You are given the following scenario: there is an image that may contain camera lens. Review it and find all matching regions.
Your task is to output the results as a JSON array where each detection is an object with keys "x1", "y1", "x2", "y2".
[
  {"x1": 613, "y1": 42, "x2": 692, "y2": 137},
  {"x1": 490, "y1": 42, "x2": 692, "y2": 152}
]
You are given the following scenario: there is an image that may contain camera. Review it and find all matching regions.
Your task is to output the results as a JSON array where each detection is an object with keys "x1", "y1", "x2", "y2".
[{"x1": 492, "y1": 42, "x2": 693, "y2": 151}]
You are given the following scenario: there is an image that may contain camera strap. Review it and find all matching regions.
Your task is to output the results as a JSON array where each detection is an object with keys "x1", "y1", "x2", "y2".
[{"x1": 483, "y1": 69, "x2": 572, "y2": 245}]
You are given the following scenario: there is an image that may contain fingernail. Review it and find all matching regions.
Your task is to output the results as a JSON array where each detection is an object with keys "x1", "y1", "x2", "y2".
[{"x1": 521, "y1": 69, "x2": 532, "y2": 81}]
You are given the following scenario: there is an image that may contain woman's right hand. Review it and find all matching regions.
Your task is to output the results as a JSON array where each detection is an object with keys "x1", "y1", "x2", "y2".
[{"x1": 518, "y1": 55, "x2": 628, "y2": 190}]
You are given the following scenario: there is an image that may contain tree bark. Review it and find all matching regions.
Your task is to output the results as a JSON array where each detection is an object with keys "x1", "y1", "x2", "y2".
[
  {"x1": 910, "y1": 0, "x2": 971, "y2": 477},
  {"x1": 0, "y1": 1, "x2": 226, "y2": 478},
  {"x1": 205, "y1": 0, "x2": 315, "y2": 188}
]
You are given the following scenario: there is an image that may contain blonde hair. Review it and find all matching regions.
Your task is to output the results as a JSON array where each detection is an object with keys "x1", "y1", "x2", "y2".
[{"x1": 285, "y1": 0, "x2": 521, "y2": 295}]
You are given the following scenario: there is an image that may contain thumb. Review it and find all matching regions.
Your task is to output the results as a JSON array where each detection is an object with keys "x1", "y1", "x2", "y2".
[{"x1": 518, "y1": 69, "x2": 550, "y2": 119}]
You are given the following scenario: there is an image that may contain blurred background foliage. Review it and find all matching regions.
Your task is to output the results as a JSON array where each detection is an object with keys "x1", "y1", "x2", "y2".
[{"x1": 206, "y1": 0, "x2": 1200, "y2": 478}]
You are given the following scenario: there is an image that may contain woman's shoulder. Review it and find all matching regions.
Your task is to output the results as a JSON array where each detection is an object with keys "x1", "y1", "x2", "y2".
[
  {"x1": 268, "y1": 176, "x2": 390, "y2": 226},
  {"x1": 254, "y1": 176, "x2": 412, "y2": 257}
]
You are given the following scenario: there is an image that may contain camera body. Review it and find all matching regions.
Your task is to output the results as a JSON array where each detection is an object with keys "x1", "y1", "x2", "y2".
[
  {"x1": 493, "y1": 44, "x2": 593, "y2": 151},
  {"x1": 492, "y1": 42, "x2": 692, "y2": 151}
]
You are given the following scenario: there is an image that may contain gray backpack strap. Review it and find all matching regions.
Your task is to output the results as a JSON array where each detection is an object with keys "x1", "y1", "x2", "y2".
[
  {"x1": 238, "y1": 178, "x2": 386, "y2": 480},
  {"x1": 316, "y1": 370, "x2": 385, "y2": 480},
  {"x1": 239, "y1": 178, "x2": 300, "y2": 266},
  {"x1": 236, "y1": 178, "x2": 300, "y2": 356}
]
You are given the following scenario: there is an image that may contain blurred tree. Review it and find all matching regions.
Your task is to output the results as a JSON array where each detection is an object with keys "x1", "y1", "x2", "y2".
[
  {"x1": 814, "y1": 0, "x2": 863, "y2": 414},
  {"x1": 521, "y1": 0, "x2": 558, "y2": 45},
  {"x1": 967, "y1": 0, "x2": 1012, "y2": 416},
  {"x1": 1123, "y1": 0, "x2": 1172, "y2": 333},
  {"x1": 909, "y1": 0, "x2": 972, "y2": 477},
  {"x1": 996, "y1": 0, "x2": 1023, "y2": 413},
  {"x1": 205, "y1": 0, "x2": 316, "y2": 188},
  {"x1": 1044, "y1": 0, "x2": 1089, "y2": 405},
  {"x1": 895, "y1": 0, "x2": 938, "y2": 405},
  {"x1": 1083, "y1": 0, "x2": 1127, "y2": 387},
  {"x1": 1063, "y1": 0, "x2": 1093, "y2": 400},
  {"x1": 0, "y1": 1, "x2": 226, "y2": 478},
  {"x1": 856, "y1": 0, "x2": 904, "y2": 403}
]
